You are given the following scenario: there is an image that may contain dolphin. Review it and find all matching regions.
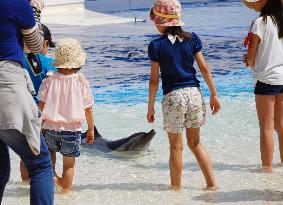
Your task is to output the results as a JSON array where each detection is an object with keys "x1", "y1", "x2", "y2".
[{"x1": 81, "y1": 126, "x2": 156, "y2": 153}]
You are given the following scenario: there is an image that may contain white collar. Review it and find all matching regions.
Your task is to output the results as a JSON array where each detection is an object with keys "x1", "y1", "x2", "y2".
[{"x1": 167, "y1": 34, "x2": 183, "y2": 44}]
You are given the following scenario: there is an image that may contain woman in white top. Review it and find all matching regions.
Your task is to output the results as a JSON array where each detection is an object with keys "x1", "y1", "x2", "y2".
[{"x1": 243, "y1": 0, "x2": 283, "y2": 172}]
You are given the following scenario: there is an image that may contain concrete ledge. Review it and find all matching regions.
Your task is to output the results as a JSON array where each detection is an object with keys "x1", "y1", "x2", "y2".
[
  {"x1": 45, "y1": 0, "x2": 84, "y2": 7},
  {"x1": 42, "y1": 4, "x2": 135, "y2": 26}
]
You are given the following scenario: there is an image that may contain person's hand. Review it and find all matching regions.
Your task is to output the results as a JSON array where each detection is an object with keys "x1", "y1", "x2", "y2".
[
  {"x1": 243, "y1": 54, "x2": 249, "y2": 67},
  {"x1": 210, "y1": 96, "x2": 221, "y2": 115},
  {"x1": 86, "y1": 129, "x2": 95, "y2": 144},
  {"x1": 147, "y1": 108, "x2": 155, "y2": 123}
]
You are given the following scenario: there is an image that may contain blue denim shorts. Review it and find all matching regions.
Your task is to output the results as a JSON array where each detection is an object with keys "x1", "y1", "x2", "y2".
[
  {"x1": 43, "y1": 129, "x2": 81, "y2": 157},
  {"x1": 254, "y1": 81, "x2": 283, "y2": 95}
]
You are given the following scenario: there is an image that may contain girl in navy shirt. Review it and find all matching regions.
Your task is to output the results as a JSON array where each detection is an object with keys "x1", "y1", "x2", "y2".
[{"x1": 147, "y1": 0, "x2": 221, "y2": 191}]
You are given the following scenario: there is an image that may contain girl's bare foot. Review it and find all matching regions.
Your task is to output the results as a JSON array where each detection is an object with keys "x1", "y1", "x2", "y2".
[
  {"x1": 204, "y1": 186, "x2": 218, "y2": 191},
  {"x1": 170, "y1": 185, "x2": 181, "y2": 191},
  {"x1": 262, "y1": 166, "x2": 273, "y2": 173}
]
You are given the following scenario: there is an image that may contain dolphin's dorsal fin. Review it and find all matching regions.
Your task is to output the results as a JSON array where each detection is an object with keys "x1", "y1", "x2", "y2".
[{"x1": 94, "y1": 125, "x2": 102, "y2": 138}]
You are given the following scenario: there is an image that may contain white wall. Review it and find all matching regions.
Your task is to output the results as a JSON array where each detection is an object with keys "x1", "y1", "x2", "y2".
[{"x1": 45, "y1": 0, "x2": 84, "y2": 6}]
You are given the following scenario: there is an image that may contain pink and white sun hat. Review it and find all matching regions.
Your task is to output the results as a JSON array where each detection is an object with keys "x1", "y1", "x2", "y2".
[
  {"x1": 150, "y1": 0, "x2": 184, "y2": 27},
  {"x1": 241, "y1": 0, "x2": 259, "y2": 9}
]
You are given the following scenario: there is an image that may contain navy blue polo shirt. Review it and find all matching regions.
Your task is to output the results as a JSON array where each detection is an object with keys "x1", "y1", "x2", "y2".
[
  {"x1": 0, "y1": 0, "x2": 36, "y2": 65},
  {"x1": 148, "y1": 32, "x2": 202, "y2": 95}
]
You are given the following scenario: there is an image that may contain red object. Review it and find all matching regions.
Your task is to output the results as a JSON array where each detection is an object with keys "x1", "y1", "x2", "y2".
[{"x1": 244, "y1": 32, "x2": 254, "y2": 49}]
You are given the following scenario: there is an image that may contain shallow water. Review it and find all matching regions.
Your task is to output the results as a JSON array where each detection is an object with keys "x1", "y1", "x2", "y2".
[{"x1": 3, "y1": 1, "x2": 283, "y2": 205}]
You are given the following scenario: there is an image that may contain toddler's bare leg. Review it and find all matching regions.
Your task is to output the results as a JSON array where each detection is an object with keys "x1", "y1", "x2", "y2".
[
  {"x1": 20, "y1": 160, "x2": 30, "y2": 184},
  {"x1": 59, "y1": 156, "x2": 75, "y2": 193}
]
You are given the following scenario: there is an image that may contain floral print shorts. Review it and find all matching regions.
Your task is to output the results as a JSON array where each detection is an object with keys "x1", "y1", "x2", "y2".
[{"x1": 162, "y1": 87, "x2": 206, "y2": 133}]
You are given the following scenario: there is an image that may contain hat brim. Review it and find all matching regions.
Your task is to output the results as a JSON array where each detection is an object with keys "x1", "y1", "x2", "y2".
[
  {"x1": 241, "y1": 0, "x2": 257, "y2": 9},
  {"x1": 149, "y1": 7, "x2": 185, "y2": 27},
  {"x1": 53, "y1": 51, "x2": 87, "y2": 69}
]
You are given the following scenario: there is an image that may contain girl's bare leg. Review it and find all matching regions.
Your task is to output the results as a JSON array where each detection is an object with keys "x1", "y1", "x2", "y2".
[
  {"x1": 168, "y1": 133, "x2": 183, "y2": 191},
  {"x1": 274, "y1": 94, "x2": 283, "y2": 166},
  {"x1": 186, "y1": 128, "x2": 216, "y2": 188},
  {"x1": 256, "y1": 95, "x2": 275, "y2": 172}
]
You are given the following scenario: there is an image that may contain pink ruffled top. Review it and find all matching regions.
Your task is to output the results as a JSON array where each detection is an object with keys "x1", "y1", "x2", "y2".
[{"x1": 37, "y1": 72, "x2": 94, "y2": 132}]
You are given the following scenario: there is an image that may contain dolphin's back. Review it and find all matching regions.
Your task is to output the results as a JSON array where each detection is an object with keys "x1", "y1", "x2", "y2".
[
  {"x1": 81, "y1": 126, "x2": 155, "y2": 153},
  {"x1": 106, "y1": 133, "x2": 146, "y2": 150}
]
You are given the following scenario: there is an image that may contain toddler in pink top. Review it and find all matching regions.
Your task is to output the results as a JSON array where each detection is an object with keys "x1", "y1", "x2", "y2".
[{"x1": 37, "y1": 38, "x2": 95, "y2": 193}]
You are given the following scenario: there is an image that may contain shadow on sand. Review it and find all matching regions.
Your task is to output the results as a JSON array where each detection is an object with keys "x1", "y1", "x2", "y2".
[
  {"x1": 73, "y1": 182, "x2": 169, "y2": 192},
  {"x1": 132, "y1": 162, "x2": 262, "y2": 173},
  {"x1": 193, "y1": 189, "x2": 283, "y2": 203}
]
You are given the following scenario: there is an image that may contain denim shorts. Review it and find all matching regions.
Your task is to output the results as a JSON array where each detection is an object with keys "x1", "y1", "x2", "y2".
[
  {"x1": 254, "y1": 81, "x2": 283, "y2": 95},
  {"x1": 42, "y1": 129, "x2": 81, "y2": 157}
]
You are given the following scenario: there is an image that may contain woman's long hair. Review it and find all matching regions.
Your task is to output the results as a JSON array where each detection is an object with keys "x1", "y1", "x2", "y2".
[
  {"x1": 163, "y1": 26, "x2": 192, "y2": 40},
  {"x1": 260, "y1": 0, "x2": 283, "y2": 38}
]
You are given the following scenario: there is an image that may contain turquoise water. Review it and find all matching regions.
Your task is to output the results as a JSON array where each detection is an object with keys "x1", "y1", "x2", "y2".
[
  {"x1": 85, "y1": 0, "x2": 256, "y2": 104},
  {"x1": 3, "y1": 1, "x2": 283, "y2": 205}
]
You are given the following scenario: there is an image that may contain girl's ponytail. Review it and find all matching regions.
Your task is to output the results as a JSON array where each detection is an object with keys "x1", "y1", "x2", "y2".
[{"x1": 163, "y1": 27, "x2": 192, "y2": 40}]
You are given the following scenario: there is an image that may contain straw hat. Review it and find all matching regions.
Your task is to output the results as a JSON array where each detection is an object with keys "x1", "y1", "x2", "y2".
[
  {"x1": 150, "y1": 0, "x2": 184, "y2": 26},
  {"x1": 53, "y1": 38, "x2": 87, "y2": 69},
  {"x1": 241, "y1": 0, "x2": 259, "y2": 9}
]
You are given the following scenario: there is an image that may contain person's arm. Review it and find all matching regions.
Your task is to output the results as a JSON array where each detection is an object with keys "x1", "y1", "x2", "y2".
[
  {"x1": 147, "y1": 61, "x2": 160, "y2": 123},
  {"x1": 85, "y1": 107, "x2": 95, "y2": 144},
  {"x1": 29, "y1": 0, "x2": 44, "y2": 37},
  {"x1": 246, "y1": 34, "x2": 260, "y2": 68},
  {"x1": 17, "y1": 0, "x2": 43, "y2": 53},
  {"x1": 38, "y1": 101, "x2": 45, "y2": 111},
  {"x1": 195, "y1": 52, "x2": 221, "y2": 115},
  {"x1": 21, "y1": 25, "x2": 43, "y2": 54}
]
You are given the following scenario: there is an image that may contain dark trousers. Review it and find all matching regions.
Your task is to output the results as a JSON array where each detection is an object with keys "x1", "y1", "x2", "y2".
[{"x1": 0, "y1": 129, "x2": 54, "y2": 205}]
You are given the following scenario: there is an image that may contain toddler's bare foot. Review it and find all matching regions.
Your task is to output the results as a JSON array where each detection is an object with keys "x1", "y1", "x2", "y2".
[
  {"x1": 22, "y1": 179, "x2": 30, "y2": 186},
  {"x1": 54, "y1": 175, "x2": 62, "y2": 187},
  {"x1": 61, "y1": 188, "x2": 72, "y2": 195}
]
